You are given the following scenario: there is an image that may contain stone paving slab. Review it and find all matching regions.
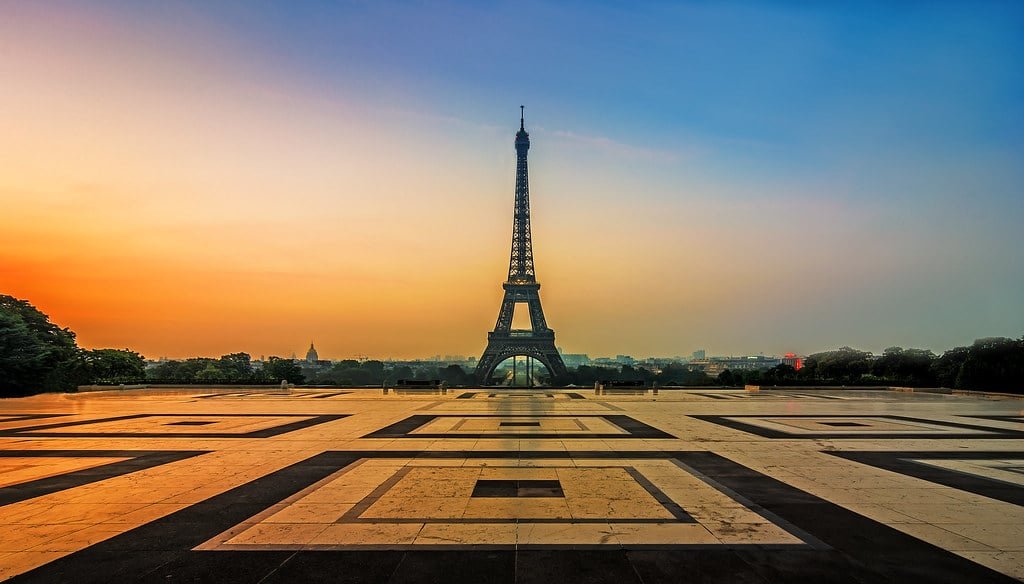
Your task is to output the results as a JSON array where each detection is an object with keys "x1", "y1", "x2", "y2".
[{"x1": 0, "y1": 387, "x2": 1022, "y2": 582}]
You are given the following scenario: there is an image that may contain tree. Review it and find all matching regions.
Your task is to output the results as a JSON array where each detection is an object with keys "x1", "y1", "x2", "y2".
[
  {"x1": 872, "y1": 347, "x2": 936, "y2": 386},
  {"x1": 195, "y1": 363, "x2": 226, "y2": 382},
  {"x1": 439, "y1": 364, "x2": 470, "y2": 386},
  {"x1": 0, "y1": 295, "x2": 85, "y2": 394},
  {"x1": 761, "y1": 364, "x2": 797, "y2": 385},
  {"x1": 361, "y1": 360, "x2": 385, "y2": 376},
  {"x1": 806, "y1": 347, "x2": 874, "y2": 384},
  {"x1": 954, "y1": 337, "x2": 1024, "y2": 392},
  {"x1": 716, "y1": 369, "x2": 735, "y2": 387},
  {"x1": 84, "y1": 349, "x2": 146, "y2": 382},
  {"x1": 263, "y1": 357, "x2": 305, "y2": 384},
  {"x1": 218, "y1": 353, "x2": 253, "y2": 381},
  {"x1": 654, "y1": 363, "x2": 709, "y2": 386},
  {"x1": 388, "y1": 365, "x2": 414, "y2": 384},
  {"x1": 0, "y1": 310, "x2": 52, "y2": 393}
]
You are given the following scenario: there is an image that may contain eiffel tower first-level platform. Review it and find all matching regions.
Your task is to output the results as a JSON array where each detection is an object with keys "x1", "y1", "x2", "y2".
[{"x1": 475, "y1": 108, "x2": 568, "y2": 385}]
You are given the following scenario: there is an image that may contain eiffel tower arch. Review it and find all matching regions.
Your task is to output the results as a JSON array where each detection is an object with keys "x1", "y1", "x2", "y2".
[{"x1": 475, "y1": 108, "x2": 569, "y2": 386}]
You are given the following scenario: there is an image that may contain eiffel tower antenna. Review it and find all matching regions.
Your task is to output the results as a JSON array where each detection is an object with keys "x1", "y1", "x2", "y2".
[{"x1": 475, "y1": 107, "x2": 568, "y2": 386}]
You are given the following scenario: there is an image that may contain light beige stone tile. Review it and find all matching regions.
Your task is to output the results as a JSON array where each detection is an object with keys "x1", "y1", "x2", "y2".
[
  {"x1": 226, "y1": 523, "x2": 330, "y2": 546},
  {"x1": 517, "y1": 522, "x2": 618, "y2": 546},
  {"x1": 463, "y1": 498, "x2": 572, "y2": 519},
  {"x1": 262, "y1": 503, "x2": 354, "y2": 524},
  {"x1": 415, "y1": 522, "x2": 517, "y2": 545},
  {"x1": 612, "y1": 523, "x2": 720, "y2": 546},
  {"x1": 702, "y1": 521, "x2": 803, "y2": 545},
  {"x1": 309, "y1": 523, "x2": 423, "y2": 546},
  {"x1": 0, "y1": 550, "x2": 71, "y2": 581}
]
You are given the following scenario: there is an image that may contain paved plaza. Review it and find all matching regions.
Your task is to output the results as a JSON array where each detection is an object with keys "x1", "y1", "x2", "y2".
[{"x1": 0, "y1": 387, "x2": 1022, "y2": 582}]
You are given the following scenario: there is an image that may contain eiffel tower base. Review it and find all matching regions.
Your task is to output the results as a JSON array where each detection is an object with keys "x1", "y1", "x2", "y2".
[{"x1": 474, "y1": 334, "x2": 568, "y2": 386}]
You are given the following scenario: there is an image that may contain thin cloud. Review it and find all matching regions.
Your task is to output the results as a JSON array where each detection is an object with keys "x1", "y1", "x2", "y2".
[{"x1": 539, "y1": 127, "x2": 693, "y2": 163}]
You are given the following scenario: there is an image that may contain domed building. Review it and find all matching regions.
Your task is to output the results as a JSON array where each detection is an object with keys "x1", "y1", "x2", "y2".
[{"x1": 305, "y1": 342, "x2": 319, "y2": 364}]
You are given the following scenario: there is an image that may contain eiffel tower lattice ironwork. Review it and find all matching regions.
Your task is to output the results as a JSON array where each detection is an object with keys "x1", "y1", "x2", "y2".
[{"x1": 475, "y1": 107, "x2": 568, "y2": 385}]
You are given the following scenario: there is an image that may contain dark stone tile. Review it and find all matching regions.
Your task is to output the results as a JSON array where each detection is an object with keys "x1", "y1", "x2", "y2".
[
  {"x1": 515, "y1": 550, "x2": 641, "y2": 584},
  {"x1": 136, "y1": 551, "x2": 293, "y2": 583},
  {"x1": 626, "y1": 550, "x2": 769, "y2": 584},
  {"x1": 472, "y1": 480, "x2": 564, "y2": 498},
  {"x1": 390, "y1": 550, "x2": 514, "y2": 584},
  {"x1": 264, "y1": 551, "x2": 406, "y2": 583},
  {"x1": 731, "y1": 550, "x2": 877, "y2": 584},
  {"x1": 473, "y1": 480, "x2": 518, "y2": 497},
  {"x1": 10, "y1": 551, "x2": 182, "y2": 584}
]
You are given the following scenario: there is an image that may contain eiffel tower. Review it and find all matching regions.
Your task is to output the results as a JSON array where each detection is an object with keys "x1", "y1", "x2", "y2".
[{"x1": 475, "y1": 107, "x2": 569, "y2": 386}]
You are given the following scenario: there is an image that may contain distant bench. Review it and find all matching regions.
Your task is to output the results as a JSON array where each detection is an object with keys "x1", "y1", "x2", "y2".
[
  {"x1": 600, "y1": 380, "x2": 646, "y2": 388},
  {"x1": 395, "y1": 379, "x2": 445, "y2": 389},
  {"x1": 595, "y1": 380, "x2": 651, "y2": 395}
]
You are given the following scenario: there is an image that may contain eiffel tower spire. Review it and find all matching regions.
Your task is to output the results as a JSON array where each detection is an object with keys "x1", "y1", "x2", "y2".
[
  {"x1": 475, "y1": 108, "x2": 568, "y2": 386},
  {"x1": 508, "y1": 105, "x2": 536, "y2": 283}
]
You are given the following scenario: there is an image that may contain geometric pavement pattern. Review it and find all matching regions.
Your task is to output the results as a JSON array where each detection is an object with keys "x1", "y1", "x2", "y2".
[{"x1": 0, "y1": 387, "x2": 1022, "y2": 582}]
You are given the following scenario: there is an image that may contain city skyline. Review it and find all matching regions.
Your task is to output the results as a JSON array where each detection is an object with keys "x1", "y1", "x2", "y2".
[{"x1": 2, "y1": 2, "x2": 1022, "y2": 360}]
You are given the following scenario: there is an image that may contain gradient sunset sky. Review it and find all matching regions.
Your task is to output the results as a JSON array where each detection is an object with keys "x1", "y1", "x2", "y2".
[{"x1": 2, "y1": 1, "x2": 1022, "y2": 360}]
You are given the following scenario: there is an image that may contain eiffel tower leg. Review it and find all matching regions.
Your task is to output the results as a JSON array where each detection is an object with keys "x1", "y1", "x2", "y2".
[{"x1": 475, "y1": 335, "x2": 569, "y2": 386}]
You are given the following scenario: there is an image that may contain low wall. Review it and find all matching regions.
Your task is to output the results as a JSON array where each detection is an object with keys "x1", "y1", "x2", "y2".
[{"x1": 77, "y1": 383, "x2": 287, "y2": 392}]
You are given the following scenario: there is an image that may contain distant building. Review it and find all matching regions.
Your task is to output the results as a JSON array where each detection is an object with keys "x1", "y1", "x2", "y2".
[
  {"x1": 305, "y1": 342, "x2": 319, "y2": 364},
  {"x1": 691, "y1": 349, "x2": 706, "y2": 360},
  {"x1": 561, "y1": 353, "x2": 591, "y2": 368},
  {"x1": 590, "y1": 355, "x2": 638, "y2": 367},
  {"x1": 691, "y1": 355, "x2": 782, "y2": 376},
  {"x1": 782, "y1": 353, "x2": 804, "y2": 370}
]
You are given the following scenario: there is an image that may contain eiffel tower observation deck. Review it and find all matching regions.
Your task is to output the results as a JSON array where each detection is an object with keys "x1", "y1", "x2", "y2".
[{"x1": 475, "y1": 107, "x2": 569, "y2": 385}]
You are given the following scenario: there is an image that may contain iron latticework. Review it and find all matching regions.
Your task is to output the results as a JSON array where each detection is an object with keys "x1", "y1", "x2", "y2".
[
  {"x1": 507, "y1": 110, "x2": 535, "y2": 283},
  {"x1": 475, "y1": 108, "x2": 569, "y2": 385}
]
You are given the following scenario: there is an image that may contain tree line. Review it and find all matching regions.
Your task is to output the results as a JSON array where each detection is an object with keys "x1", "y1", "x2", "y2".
[
  {"x1": 714, "y1": 341, "x2": 1024, "y2": 392},
  {"x1": 2, "y1": 293, "x2": 1022, "y2": 395}
]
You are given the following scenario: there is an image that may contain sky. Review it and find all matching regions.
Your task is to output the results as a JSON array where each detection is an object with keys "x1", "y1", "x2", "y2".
[{"x1": 1, "y1": 1, "x2": 1022, "y2": 360}]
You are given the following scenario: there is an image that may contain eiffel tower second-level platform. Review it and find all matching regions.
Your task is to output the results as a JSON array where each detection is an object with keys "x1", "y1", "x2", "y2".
[{"x1": 475, "y1": 108, "x2": 569, "y2": 386}]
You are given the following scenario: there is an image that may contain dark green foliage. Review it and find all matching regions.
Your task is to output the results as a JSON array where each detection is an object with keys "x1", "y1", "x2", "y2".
[
  {"x1": 262, "y1": 357, "x2": 306, "y2": 385},
  {"x1": 931, "y1": 345, "x2": 970, "y2": 388},
  {"x1": 805, "y1": 347, "x2": 875, "y2": 383},
  {"x1": 945, "y1": 337, "x2": 1024, "y2": 392},
  {"x1": 145, "y1": 353, "x2": 306, "y2": 385},
  {"x1": 438, "y1": 364, "x2": 470, "y2": 385},
  {"x1": 389, "y1": 365, "x2": 414, "y2": 382},
  {"x1": 655, "y1": 364, "x2": 711, "y2": 386},
  {"x1": 148, "y1": 358, "x2": 222, "y2": 381},
  {"x1": 871, "y1": 347, "x2": 936, "y2": 386},
  {"x1": 760, "y1": 364, "x2": 798, "y2": 385},
  {"x1": 83, "y1": 349, "x2": 146, "y2": 382},
  {"x1": 218, "y1": 353, "x2": 252, "y2": 379},
  {"x1": 0, "y1": 295, "x2": 85, "y2": 394},
  {"x1": 310, "y1": 360, "x2": 383, "y2": 385},
  {"x1": 566, "y1": 363, "x2": 711, "y2": 386}
]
